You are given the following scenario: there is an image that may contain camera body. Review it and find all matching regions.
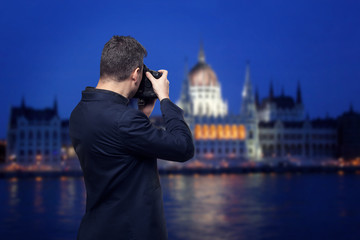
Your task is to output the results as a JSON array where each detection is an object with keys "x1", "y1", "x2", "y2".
[{"x1": 133, "y1": 65, "x2": 162, "y2": 105}]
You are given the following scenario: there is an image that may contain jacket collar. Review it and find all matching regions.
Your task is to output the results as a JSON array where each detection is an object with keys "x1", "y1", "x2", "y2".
[{"x1": 81, "y1": 86, "x2": 130, "y2": 105}]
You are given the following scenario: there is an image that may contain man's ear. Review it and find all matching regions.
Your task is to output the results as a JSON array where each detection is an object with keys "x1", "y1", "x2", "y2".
[{"x1": 130, "y1": 67, "x2": 141, "y2": 85}]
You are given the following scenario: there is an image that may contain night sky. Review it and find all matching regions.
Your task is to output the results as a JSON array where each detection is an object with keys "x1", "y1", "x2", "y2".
[{"x1": 1, "y1": 0, "x2": 359, "y2": 139}]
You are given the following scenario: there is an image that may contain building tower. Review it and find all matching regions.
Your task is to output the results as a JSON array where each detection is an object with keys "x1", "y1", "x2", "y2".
[
  {"x1": 53, "y1": 96, "x2": 58, "y2": 116},
  {"x1": 255, "y1": 86, "x2": 260, "y2": 108},
  {"x1": 296, "y1": 80, "x2": 302, "y2": 104},
  {"x1": 177, "y1": 58, "x2": 193, "y2": 117},
  {"x1": 241, "y1": 62, "x2": 257, "y2": 119},
  {"x1": 240, "y1": 62, "x2": 261, "y2": 160}
]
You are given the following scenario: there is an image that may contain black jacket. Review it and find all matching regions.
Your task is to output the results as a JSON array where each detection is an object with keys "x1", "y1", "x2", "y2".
[{"x1": 69, "y1": 86, "x2": 194, "y2": 240}]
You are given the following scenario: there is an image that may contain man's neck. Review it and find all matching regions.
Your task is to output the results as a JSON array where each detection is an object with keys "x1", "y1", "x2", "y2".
[{"x1": 96, "y1": 78, "x2": 131, "y2": 99}]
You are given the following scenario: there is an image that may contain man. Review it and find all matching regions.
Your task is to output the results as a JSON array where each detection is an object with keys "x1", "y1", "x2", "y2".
[{"x1": 69, "y1": 36, "x2": 195, "y2": 240}]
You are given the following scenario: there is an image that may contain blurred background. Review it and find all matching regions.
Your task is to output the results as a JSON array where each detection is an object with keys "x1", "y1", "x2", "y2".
[{"x1": 1, "y1": 0, "x2": 360, "y2": 239}]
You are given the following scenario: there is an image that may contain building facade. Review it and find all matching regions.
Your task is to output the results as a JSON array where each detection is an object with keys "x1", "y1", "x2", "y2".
[
  {"x1": 174, "y1": 44, "x2": 343, "y2": 167},
  {"x1": 5, "y1": 44, "x2": 360, "y2": 170},
  {"x1": 176, "y1": 48, "x2": 262, "y2": 167},
  {"x1": 6, "y1": 97, "x2": 62, "y2": 169}
]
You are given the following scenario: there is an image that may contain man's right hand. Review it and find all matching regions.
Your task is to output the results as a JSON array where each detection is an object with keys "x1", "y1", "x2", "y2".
[{"x1": 146, "y1": 70, "x2": 170, "y2": 101}]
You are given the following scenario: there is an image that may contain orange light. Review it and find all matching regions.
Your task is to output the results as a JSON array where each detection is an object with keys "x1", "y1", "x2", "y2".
[
  {"x1": 217, "y1": 125, "x2": 224, "y2": 139},
  {"x1": 203, "y1": 124, "x2": 209, "y2": 139},
  {"x1": 9, "y1": 177, "x2": 18, "y2": 182},
  {"x1": 220, "y1": 160, "x2": 229, "y2": 168},
  {"x1": 224, "y1": 124, "x2": 231, "y2": 139},
  {"x1": 195, "y1": 124, "x2": 202, "y2": 140},
  {"x1": 231, "y1": 124, "x2": 238, "y2": 139},
  {"x1": 238, "y1": 125, "x2": 246, "y2": 140},
  {"x1": 209, "y1": 124, "x2": 217, "y2": 139},
  {"x1": 195, "y1": 124, "x2": 247, "y2": 140},
  {"x1": 35, "y1": 176, "x2": 42, "y2": 182},
  {"x1": 36, "y1": 154, "x2": 42, "y2": 161}
]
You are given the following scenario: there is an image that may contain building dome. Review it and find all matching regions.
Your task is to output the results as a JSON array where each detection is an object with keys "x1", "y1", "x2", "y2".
[
  {"x1": 188, "y1": 42, "x2": 219, "y2": 87},
  {"x1": 189, "y1": 62, "x2": 219, "y2": 87}
]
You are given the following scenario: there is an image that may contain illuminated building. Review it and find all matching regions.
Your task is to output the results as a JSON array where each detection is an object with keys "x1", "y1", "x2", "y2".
[
  {"x1": 174, "y1": 43, "x2": 343, "y2": 166},
  {"x1": 4, "y1": 44, "x2": 359, "y2": 170},
  {"x1": 176, "y1": 46, "x2": 262, "y2": 165},
  {"x1": 6, "y1": 97, "x2": 62, "y2": 167}
]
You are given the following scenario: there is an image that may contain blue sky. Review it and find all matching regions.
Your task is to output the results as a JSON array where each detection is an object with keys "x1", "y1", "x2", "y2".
[{"x1": 1, "y1": 0, "x2": 359, "y2": 138}]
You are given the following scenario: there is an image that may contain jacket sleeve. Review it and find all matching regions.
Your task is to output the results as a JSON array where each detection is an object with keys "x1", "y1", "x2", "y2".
[{"x1": 118, "y1": 98, "x2": 195, "y2": 162}]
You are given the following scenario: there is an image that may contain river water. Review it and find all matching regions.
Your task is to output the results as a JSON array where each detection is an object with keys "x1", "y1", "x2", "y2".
[{"x1": 0, "y1": 173, "x2": 359, "y2": 240}]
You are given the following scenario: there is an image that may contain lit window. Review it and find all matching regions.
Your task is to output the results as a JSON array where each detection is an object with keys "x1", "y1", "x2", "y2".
[{"x1": 238, "y1": 125, "x2": 246, "y2": 140}]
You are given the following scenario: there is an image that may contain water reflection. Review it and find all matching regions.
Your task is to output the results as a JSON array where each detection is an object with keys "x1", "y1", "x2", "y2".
[
  {"x1": 5, "y1": 177, "x2": 21, "y2": 232},
  {"x1": 8, "y1": 177, "x2": 19, "y2": 207},
  {"x1": 161, "y1": 174, "x2": 271, "y2": 240},
  {"x1": 161, "y1": 174, "x2": 360, "y2": 240},
  {"x1": 0, "y1": 174, "x2": 359, "y2": 240},
  {"x1": 58, "y1": 176, "x2": 75, "y2": 216},
  {"x1": 34, "y1": 177, "x2": 44, "y2": 214}
]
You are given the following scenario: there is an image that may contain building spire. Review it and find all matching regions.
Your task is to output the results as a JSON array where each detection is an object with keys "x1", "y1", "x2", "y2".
[
  {"x1": 241, "y1": 61, "x2": 256, "y2": 117},
  {"x1": 21, "y1": 95, "x2": 26, "y2": 109},
  {"x1": 245, "y1": 60, "x2": 250, "y2": 83},
  {"x1": 349, "y1": 102, "x2": 354, "y2": 113},
  {"x1": 296, "y1": 80, "x2": 302, "y2": 104},
  {"x1": 242, "y1": 61, "x2": 252, "y2": 97},
  {"x1": 269, "y1": 80, "x2": 274, "y2": 100},
  {"x1": 179, "y1": 57, "x2": 192, "y2": 116},
  {"x1": 53, "y1": 95, "x2": 58, "y2": 114},
  {"x1": 198, "y1": 40, "x2": 206, "y2": 63}
]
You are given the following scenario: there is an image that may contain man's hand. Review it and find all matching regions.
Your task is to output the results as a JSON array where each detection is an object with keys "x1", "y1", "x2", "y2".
[
  {"x1": 146, "y1": 70, "x2": 170, "y2": 101},
  {"x1": 138, "y1": 98, "x2": 157, "y2": 118}
]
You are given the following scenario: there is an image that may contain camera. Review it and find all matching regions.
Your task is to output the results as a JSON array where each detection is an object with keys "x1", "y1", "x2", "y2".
[{"x1": 133, "y1": 65, "x2": 162, "y2": 105}]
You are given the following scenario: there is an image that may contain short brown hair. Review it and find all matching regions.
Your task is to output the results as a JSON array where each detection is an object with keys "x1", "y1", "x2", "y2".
[{"x1": 100, "y1": 36, "x2": 147, "y2": 81}]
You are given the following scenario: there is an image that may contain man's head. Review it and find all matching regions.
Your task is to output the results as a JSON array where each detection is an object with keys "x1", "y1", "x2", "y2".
[
  {"x1": 99, "y1": 36, "x2": 147, "y2": 98},
  {"x1": 100, "y1": 36, "x2": 147, "y2": 81}
]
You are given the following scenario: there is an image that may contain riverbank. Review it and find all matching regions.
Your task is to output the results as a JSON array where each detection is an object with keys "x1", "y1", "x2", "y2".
[{"x1": 0, "y1": 166, "x2": 359, "y2": 178}]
